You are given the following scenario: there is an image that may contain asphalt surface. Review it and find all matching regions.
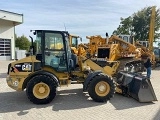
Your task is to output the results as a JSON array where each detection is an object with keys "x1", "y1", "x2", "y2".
[{"x1": 0, "y1": 60, "x2": 160, "y2": 120}]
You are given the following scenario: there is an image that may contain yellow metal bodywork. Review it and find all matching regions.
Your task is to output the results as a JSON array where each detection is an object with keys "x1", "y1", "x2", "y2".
[
  {"x1": 86, "y1": 35, "x2": 107, "y2": 56},
  {"x1": 77, "y1": 43, "x2": 88, "y2": 56},
  {"x1": 78, "y1": 56, "x2": 120, "y2": 77},
  {"x1": 6, "y1": 56, "x2": 39, "y2": 91},
  {"x1": 85, "y1": 35, "x2": 138, "y2": 61},
  {"x1": 6, "y1": 55, "x2": 71, "y2": 91},
  {"x1": 6, "y1": 75, "x2": 26, "y2": 91},
  {"x1": 108, "y1": 35, "x2": 137, "y2": 60},
  {"x1": 6, "y1": 55, "x2": 90, "y2": 91},
  {"x1": 42, "y1": 66, "x2": 72, "y2": 86},
  {"x1": 6, "y1": 55, "x2": 118, "y2": 91},
  {"x1": 71, "y1": 47, "x2": 78, "y2": 55},
  {"x1": 149, "y1": 6, "x2": 156, "y2": 52},
  {"x1": 148, "y1": 6, "x2": 156, "y2": 66},
  {"x1": 135, "y1": 41, "x2": 156, "y2": 63}
]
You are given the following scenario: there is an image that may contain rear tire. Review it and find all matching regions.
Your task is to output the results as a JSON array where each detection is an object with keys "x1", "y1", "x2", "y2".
[
  {"x1": 26, "y1": 75, "x2": 57, "y2": 104},
  {"x1": 88, "y1": 74, "x2": 115, "y2": 102}
]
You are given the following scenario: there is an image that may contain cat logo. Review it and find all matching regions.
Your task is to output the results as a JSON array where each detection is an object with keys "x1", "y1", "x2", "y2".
[{"x1": 22, "y1": 64, "x2": 32, "y2": 71}]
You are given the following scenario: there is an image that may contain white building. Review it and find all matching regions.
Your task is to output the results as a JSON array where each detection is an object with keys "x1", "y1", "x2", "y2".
[{"x1": 0, "y1": 10, "x2": 23, "y2": 60}]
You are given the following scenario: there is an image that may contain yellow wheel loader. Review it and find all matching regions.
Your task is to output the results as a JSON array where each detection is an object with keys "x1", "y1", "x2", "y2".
[
  {"x1": 69, "y1": 34, "x2": 81, "y2": 55},
  {"x1": 69, "y1": 34, "x2": 88, "y2": 57},
  {"x1": 6, "y1": 30, "x2": 157, "y2": 104},
  {"x1": 85, "y1": 34, "x2": 145, "y2": 74}
]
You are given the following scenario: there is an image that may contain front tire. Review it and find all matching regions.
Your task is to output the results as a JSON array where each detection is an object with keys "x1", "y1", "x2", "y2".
[
  {"x1": 88, "y1": 74, "x2": 115, "y2": 102},
  {"x1": 26, "y1": 75, "x2": 57, "y2": 104}
]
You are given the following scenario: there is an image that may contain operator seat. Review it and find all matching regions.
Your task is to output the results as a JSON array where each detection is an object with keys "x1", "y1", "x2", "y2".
[{"x1": 70, "y1": 53, "x2": 78, "y2": 70}]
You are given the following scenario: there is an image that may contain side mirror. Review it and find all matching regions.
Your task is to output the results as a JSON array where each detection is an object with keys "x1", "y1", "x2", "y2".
[
  {"x1": 33, "y1": 32, "x2": 36, "y2": 35},
  {"x1": 30, "y1": 30, "x2": 36, "y2": 35},
  {"x1": 80, "y1": 37, "x2": 82, "y2": 42}
]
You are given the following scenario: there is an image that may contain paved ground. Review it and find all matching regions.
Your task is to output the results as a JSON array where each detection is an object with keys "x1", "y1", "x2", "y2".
[{"x1": 0, "y1": 60, "x2": 160, "y2": 120}]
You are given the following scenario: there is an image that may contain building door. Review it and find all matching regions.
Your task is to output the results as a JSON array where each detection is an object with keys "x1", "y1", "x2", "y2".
[{"x1": 0, "y1": 39, "x2": 11, "y2": 60}]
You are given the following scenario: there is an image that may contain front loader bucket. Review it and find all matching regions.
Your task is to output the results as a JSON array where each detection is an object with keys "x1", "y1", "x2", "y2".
[
  {"x1": 129, "y1": 76, "x2": 157, "y2": 102},
  {"x1": 116, "y1": 71, "x2": 157, "y2": 102}
]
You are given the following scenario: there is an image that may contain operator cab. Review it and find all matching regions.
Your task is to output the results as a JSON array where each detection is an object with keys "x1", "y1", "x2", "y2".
[
  {"x1": 118, "y1": 35, "x2": 134, "y2": 44},
  {"x1": 70, "y1": 35, "x2": 78, "y2": 48},
  {"x1": 33, "y1": 30, "x2": 74, "y2": 72},
  {"x1": 138, "y1": 41, "x2": 149, "y2": 48}
]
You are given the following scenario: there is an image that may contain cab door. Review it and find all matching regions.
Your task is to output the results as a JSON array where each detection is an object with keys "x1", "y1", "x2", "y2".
[{"x1": 42, "y1": 31, "x2": 69, "y2": 72}]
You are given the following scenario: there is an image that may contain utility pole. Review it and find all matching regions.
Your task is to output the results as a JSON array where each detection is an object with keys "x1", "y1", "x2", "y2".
[{"x1": 148, "y1": 6, "x2": 156, "y2": 52}]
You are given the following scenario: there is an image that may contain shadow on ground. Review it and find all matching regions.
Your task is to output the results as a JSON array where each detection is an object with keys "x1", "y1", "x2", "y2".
[
  {"x1": 0, "y1": 88, "x2": 104, "y2": 115},
  {"x1": 153, "y1": 66, "x2": 160, "y2": 71},
  {"x1": 52, "y1": 88, "x2": 104, "y2": 111},
  {"x1": 52, "y1": 89, "x2": 154, "y2": 111},
  {"x1": 0, "y1": 73, "x2": 7, "y2": 78},
  {"x1": 109, "y1": 93, "x2": 155, "y2": 110},
  {"x1": 0, "y1": 91, "x2": 37, "y2": 115},
  {"x1": 153, "y1": 107, "x2": 160, "y2": 120},
  {"x1": 0, "y1": 88, "x2": 155, "y2": 115}
]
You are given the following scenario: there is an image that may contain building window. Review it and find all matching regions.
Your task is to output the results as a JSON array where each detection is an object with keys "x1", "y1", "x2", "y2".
[{"x1": 0, "y1": 39, "x2": 11, "y2": 56}]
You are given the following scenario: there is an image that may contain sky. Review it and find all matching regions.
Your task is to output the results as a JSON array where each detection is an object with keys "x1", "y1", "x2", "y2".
[{"x1": 0, "y1": 0, "x2": 160, "y2": 43}]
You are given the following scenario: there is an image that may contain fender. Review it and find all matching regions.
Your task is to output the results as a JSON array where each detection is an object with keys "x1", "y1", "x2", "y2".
[
  {"x1": 22, "y1": 70, "x2": 59, "y2": 90},
  {"x1": 83, "y1": 70, "x2": 102, "y2": 91}
]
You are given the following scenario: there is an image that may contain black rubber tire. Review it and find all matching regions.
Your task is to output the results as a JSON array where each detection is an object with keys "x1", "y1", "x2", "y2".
[
  {"x1": 88, "y1": 74, "x2": 116, "y2": 102},
  {"x1": 26, "y1": 75, "x2": 57, "y2": 104}
]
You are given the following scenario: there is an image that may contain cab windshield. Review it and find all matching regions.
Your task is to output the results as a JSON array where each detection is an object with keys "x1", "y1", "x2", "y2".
[{"x1": 45, "y1": 32, "x2": 64, "y2": 50}]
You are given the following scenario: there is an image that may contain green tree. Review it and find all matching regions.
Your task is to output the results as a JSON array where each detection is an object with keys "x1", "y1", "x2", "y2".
[
  {"x1": 15, "y1": 35, "x2": 31, "y2": 51},
  {"x1": 133, "y1": 7, "x2": 154, "y2": 41},
  {"x1": 113, "y1": 6, "x2": 160, "y2": 41},
  {"x1": 113, "y1": 16, "x2": 133, "y2": 35}
]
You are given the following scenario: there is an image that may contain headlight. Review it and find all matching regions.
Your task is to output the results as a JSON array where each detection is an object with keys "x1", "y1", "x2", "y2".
[
  {"x1": 12, "y1": 80, "x2": 19, "y2": 87},
  {"x1": 94, "y1": 54, "x2": 97, "y2": 57}
]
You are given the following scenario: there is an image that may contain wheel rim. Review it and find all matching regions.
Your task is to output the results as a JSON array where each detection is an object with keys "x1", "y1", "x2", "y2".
[
  {"x1": 33, "y1": 82, "x2": 50, "y2": 99},
  {"x1": 95, "y1": 81, "x2": 110, "y2": 97}
]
